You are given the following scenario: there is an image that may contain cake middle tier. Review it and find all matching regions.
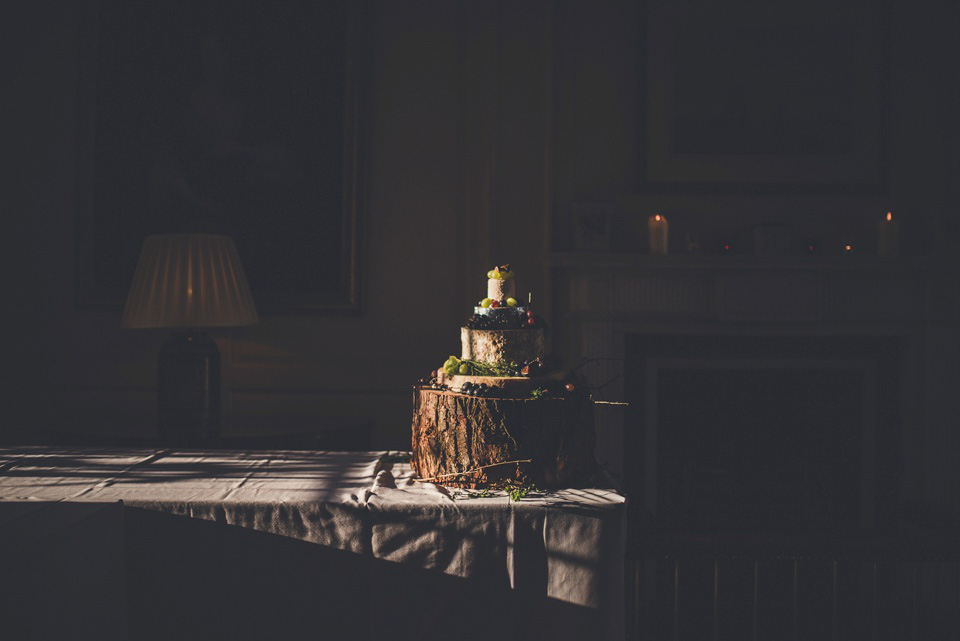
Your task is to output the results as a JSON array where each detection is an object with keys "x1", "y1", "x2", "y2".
[{"x1": 461, "y1": 327, "x2": 544, "y2": 364}]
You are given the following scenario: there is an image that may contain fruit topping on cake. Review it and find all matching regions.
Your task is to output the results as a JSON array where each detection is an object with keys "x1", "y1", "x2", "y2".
[{"x1": 487, "y1": 264, "x2": 516, "y2": 302}]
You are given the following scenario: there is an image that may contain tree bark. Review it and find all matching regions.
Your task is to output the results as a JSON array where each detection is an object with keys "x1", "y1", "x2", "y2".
[{"x1": 411, "y1": 386, "x2": 596, "y2": 488}]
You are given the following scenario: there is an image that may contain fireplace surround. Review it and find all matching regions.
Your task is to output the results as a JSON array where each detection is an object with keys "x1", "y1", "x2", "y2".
[{"x1": 550, "y1": 253, "x2": 960, "y2": 530}]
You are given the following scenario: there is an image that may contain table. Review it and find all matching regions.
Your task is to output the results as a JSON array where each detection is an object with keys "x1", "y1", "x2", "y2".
[{"x1": 0, "y1": 446, "x2": 626, "y2": 641}]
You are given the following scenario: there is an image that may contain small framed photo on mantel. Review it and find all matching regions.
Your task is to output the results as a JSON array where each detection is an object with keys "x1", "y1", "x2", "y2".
[
  {"x1": 641, "y1": 1, "x2": 887, "y2": 193},
  {"x1": 570, "y1": 201, "x2": 615, "y2": 252}
]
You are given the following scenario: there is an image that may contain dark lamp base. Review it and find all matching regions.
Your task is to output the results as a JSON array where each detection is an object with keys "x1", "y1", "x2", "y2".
[{"x1": 157, "y1": 330, "x2": 221, "y2": 441}]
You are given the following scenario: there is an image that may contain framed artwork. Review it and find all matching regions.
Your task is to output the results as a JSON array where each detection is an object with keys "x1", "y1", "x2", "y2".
[
  {"x1": 641, "y1": 1, "x2": 887, "y2": 192},
  {"x1": 76, "y1": 0, "x2": 361, "y2": 313}
]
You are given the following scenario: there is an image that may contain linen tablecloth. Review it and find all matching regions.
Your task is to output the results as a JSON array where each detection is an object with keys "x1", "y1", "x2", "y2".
[
  {"x1": 0, "y1": 446, "x2": 380, "y2": 553},
  {"x1": 0, "y1": 446, "x2": 626, "y2": 641},
  {"x1": 368, "y1": 460, "x2": 627, "y2": 641}
]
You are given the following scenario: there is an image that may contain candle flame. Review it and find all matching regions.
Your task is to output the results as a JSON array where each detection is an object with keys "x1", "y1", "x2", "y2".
[
  {"x1": 886, "y1": 212, "x2": 892, "y2": 221},
  {"x1": 655, "y1": 214, "x2": 662, "y2": 222},
  {"x1": 845, "y1": 245, "x2": 852, "y2": 251}
]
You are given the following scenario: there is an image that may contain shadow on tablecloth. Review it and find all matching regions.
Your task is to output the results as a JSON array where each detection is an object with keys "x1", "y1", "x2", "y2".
[{"x1": 124, "y1": 507, "x2": 602, "y2": 641}]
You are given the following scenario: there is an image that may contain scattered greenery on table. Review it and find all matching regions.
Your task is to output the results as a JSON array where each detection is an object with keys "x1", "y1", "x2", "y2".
[
  {"x1": 504, "y1": 482, "x2": 541, "y2": 502},
  {"x1": 453, "y1": 481, "x2": 543, "y2": 502},
  {"x1": 455, "y1": 488, "x2": 495, "y2": 499}
]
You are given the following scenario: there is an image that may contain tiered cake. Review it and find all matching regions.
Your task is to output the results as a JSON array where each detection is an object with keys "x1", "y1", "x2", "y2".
[{"x1": 411, "y1": 265, "x2": 596, "y2": 489}]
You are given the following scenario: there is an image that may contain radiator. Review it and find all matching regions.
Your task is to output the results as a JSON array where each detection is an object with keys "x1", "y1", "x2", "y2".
[{"x1": 628, "y1": 536, "x2": 960, "y2": 641}]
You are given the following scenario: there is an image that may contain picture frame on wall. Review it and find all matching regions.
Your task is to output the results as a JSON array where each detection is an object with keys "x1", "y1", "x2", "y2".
[
  {"x1": 641, "y1": 1, "x2": 887, "y2": 192},
  {"x1": 75, "y1": 0, "x2": 361, "y2": 314}
]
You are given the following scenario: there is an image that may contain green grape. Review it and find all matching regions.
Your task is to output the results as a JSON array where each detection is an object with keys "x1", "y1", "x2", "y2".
[
  {"x1": 459, "y1": 363, "x2": 470, "y2": 375},
  {"x1": 481, "y1": 298, "x2": 492, "y2": 308},
  {"x1": 506, "y1": 297, "x2": 517, "y2": 307},
  {"x1": 444, "y1": 356, "x2": 460, "y2": 375}
]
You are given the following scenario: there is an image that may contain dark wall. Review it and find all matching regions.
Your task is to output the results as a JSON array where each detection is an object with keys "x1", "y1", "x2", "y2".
[{"x1": 1, "y1": 1, "x2": 956, "y2": 453}]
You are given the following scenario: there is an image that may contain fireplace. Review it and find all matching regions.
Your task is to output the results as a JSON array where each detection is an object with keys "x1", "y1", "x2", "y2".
[
  {"x1": 549, "y1": 253, "x2": 957, "y2": 515},
  {"x1": 550, "y1": 253, "x2": 958, "y2": 639},
  {"x1": 625, "y1": 334, "x2": 902, "y2": 536}
]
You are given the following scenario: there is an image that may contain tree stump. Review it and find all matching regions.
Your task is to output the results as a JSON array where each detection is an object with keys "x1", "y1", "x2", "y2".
[{"x1": 410, "y1": 386, "x2": 597, "y2": 488}]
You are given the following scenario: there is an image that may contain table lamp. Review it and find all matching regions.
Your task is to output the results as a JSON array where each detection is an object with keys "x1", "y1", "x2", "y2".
[{"x1": 122, "y1": 234, "x2": 259, "y2": 441}]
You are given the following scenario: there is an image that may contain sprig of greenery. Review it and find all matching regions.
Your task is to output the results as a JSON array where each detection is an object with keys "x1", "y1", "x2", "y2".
[
  {"x1": 453, "y1": 482, "x2": 543, "y2": 502},
  {"x1": 504, "y1": 482, "x2": 542, "y2": 501},
  {"x1": 530, "y1": 387, "x2": 548, "y2": 399},
  {"x1": 458, "y1": 359, "x2": 518, "y2": 377},
  {"x1": 454, "y1": 488, "x2": 495, "y2": 500}
]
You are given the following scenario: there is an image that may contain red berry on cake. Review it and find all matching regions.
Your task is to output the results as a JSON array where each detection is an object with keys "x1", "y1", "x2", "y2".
[{"x1": 490, "y1": 300, "x2": 500, "y2": 308}]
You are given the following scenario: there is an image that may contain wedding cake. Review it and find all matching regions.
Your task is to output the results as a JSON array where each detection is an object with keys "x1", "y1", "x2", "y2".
[{"x1": 411, "y1": 265, "x2": 596, "y2": 488}]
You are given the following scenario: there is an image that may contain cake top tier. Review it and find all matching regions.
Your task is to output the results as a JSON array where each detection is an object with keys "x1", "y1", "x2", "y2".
[
  {"x1": 470, "y1": 264, "x2": 543, "y2": 329},
  {"x1": 485, "y1": 264, "x2": 516, "y2": 305}
]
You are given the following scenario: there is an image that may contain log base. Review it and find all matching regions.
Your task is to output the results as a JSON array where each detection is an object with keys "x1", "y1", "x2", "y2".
[{"x1": 411, "y1": 385, "x2": 597, "y2": 489}]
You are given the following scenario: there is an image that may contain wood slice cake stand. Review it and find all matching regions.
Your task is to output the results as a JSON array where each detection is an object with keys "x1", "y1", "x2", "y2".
[
  {"x1": 437, "y1": 371, "x2": 563, "y2": 394},
  {"x1": 411, "y1": 385, "x2": 597, "y2": 489}
]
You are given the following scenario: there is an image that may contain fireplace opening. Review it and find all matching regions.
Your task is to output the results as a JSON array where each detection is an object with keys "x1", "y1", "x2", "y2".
[{"x1": 625, "y1": 334, "x2": 902, "y2": 537}]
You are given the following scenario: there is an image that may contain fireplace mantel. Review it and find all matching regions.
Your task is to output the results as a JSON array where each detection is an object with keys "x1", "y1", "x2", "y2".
[
  {"x1": 549, "y1": 252, "x2": 958, "y2": 325},
  {"x1": 549, "y1": 252, "x2": 951, "y2": 271},
  {"x1": 548, "y1": 251, "x2": 960, "y2": 509}
]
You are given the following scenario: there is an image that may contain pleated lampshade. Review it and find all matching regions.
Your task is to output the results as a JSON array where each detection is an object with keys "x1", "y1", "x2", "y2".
[{"x1": 122, "y1": 234, "x2": 259, "y2": 328}]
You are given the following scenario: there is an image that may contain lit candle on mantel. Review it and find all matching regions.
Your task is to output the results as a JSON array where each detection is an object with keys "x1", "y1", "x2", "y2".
[
  {"x1": 648, "y1": 214, "x2": 669, "y2": 255},
  {"x1": 877, "y1": 211, "x2": 900, "y2": 257}
]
